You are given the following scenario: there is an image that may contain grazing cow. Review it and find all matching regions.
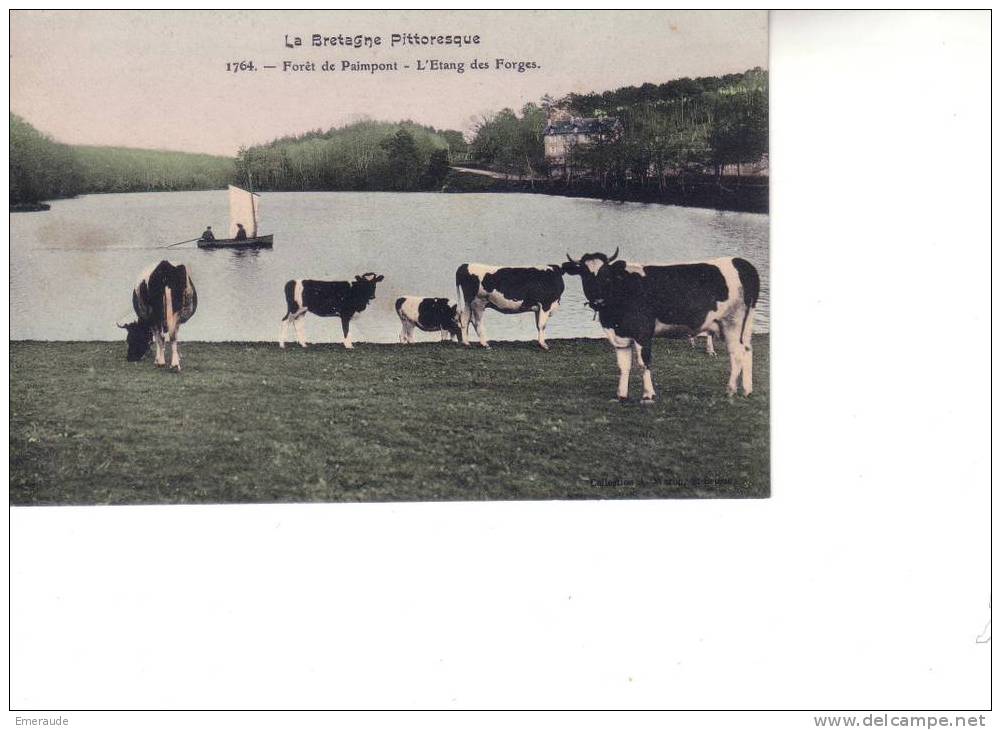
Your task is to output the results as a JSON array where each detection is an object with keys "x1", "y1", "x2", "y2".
[
  {"x1": 563, "y1": 248, "x2": 759, "y2": 402},
  {"x1": 395, "y1": 297, "x2": 462, "y2": 343},
  {"x1": 117, "y1": 260, "x2": 198, "y2": 371},
  {"x1": 279, "y1": 272, "x2": 385, "y2": 349},
  {"x1": 454, "y1": 263, "x2": 565, "y2": 349}
]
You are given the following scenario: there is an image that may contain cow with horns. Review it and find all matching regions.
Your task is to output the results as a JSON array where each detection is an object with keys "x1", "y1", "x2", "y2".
[
  {"x1": 279, "y1": 272, "x2": 385, "y2": 349},
  {"x1": 562, "y1": 248, "x2": 759, "y2": 402},
  {"x1": 117, "y1": 260, "x2": 198, "y2": 370},
  {"x1": 454, "y1": 263, "x2": 565, "y2": 349}
]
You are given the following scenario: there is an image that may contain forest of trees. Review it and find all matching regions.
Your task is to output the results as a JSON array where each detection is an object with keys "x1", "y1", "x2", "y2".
[
  {"x1": 9, "y1": 114, "x2": 82, "y2": 205},
  {"x1": 72, "y1": 147, "x2": 236, "y2": 194},
  {"x1": 469, "y1": 68, "x2": 768, "y2": 192},
  {"x1": 9, "y1": 116, "x2": 464, "y2": 206},
  {"x1": 10, "y1": 114, "x2": 236, "y2": 205},
  {"x1": 234, "y1": 121, "x2": 460, "y2": 192}
]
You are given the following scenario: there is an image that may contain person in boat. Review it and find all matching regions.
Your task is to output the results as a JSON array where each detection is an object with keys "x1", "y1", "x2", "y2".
[
  {"x1": 200, "y1": 226, "x2": 215, "y2": 241},
  {"x1": 234, "y1": 223, "x2": 248, "y2": 241}
]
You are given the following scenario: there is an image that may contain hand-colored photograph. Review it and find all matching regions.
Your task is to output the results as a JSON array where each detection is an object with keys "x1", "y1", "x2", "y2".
[{"x1": 9, "y1": 10, "x2": 770, "y2": 505}]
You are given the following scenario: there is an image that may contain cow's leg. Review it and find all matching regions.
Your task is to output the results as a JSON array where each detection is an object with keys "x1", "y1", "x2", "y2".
[
  {"x1": 170, "y1": 339, "x2": 181, "y2": 371},
  {"x1": 341, "y1": 314, "x2": 354, "y2": 349},
  {"x1": 280, "y1": 310, "x2": 304, "y2": 348},
  {"x1": 604, "y1": 328, "x2": 634, "y2": 401},
  {"x1": 153, "y1": 330, "x2": 166, "y2": 367},
  {"x1": 722, "y1": 321, "x2": 743, "y2": 396},
  {"x1": 165, "y1": 326, "x2": 182, "y2": 371},
  {"x1": 471, "y1": 303, "x2": 489, "y2": 348},
  {"x1": 691, "y1": 333, "x2": 715, "y2": 356},
  {"x1": 162, "y1": 285, "x2": 183, "y2": 371},
  {"x1": 739, "y1": 312, "x2": 754, "y2": 395},
  {"x1": 534, "y1": 301, "x2": 558, "y2": 350},
  {"x1": 633, "y1": 340, "x2": 656, "y2": 403},
  {"x1": 279, "y1": 316, "x2": 290, "y2": 348},
  {"x1": 460, "y1": 308, "x2": 471, "y2": 346},
  {"x1": 614, "y1": 345, "x2": 632, "y2": 401},
  {"x1": 292, "y1": 312, "x2": 308, "y2": 348},
  {"x1": 741, "y1": 340, "x2": 753, "y2": 395}
]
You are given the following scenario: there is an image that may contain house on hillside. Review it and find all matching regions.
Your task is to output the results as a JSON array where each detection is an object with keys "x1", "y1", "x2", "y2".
[{"x1": 543, "y1": 111, "x2": 622, "y2": 178}]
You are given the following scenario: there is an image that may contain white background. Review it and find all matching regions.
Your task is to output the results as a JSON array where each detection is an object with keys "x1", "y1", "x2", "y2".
[{"x1": 5, "y1": 9, "x2": 993, "y2": 727}]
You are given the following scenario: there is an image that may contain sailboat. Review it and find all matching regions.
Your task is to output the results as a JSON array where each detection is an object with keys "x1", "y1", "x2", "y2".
[{"x1": 197, "y1": 185, "x2": 274, "y2": 249}]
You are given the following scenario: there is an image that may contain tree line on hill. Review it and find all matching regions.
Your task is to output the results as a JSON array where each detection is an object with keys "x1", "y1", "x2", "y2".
[
  {"x1": 235, "y1": 121, "x2": 461, "y2": 193},
  {"x1": 9, "y1": 114, "x2": 465, "y2": 206},
  {"x1": 9, "y1": 114, "x2": 236, "y2": 205}
]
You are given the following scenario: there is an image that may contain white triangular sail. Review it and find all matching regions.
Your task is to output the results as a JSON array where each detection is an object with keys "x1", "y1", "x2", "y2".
[{"x1": 228, "y1": 185, "x2": 261, "y2": 238}]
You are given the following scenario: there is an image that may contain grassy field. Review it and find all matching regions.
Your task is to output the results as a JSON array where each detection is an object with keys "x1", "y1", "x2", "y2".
[{"x1": 9, "y1": 337, "x2": 769, "y2": 505}]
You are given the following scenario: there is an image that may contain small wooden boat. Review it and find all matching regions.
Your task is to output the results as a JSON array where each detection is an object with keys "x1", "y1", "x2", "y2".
[
  {"x1": 198, "y1": 184, "x2": 273, "y2": 250},
  {"x1": 197, "y1": 234, "x2": 273, "y2": 249}
]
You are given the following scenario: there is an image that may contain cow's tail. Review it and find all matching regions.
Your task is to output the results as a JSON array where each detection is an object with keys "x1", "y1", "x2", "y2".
[
  {"x1": 281, "y1": 280, "x2": 296, "y2": 321},
  {"x1": 163, "y1": 285, "x2": 178, "y2": 342},
  {"x1": 455, "y1": 265, "x2": 469, "y2": 314},
  {"x1": 732, "y1": 258, "x2": 759, "y2": 346},
  {"x1": 178, "y1": 265, "x2": 196, "y2": 323}
]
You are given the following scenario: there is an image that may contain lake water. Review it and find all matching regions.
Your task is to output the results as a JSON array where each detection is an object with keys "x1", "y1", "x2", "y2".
[{"x1": 10, "y1": 191, "x2": 769, "y2": 343}]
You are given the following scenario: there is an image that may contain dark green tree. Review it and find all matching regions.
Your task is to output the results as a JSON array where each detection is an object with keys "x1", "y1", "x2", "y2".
[
  {"x1": 470, "y1": 104, "x2": 546, "y2": 177},
  {"x1": 423, "y1": 148, "x2": 451, "y2": 189},
  {"x1": 438, "y1": 130, "x2": 468, "y2": 153},
  {"x1": 380, "y1": 129, "x2": 422, "y2": 191},
  {"x1": 709, "y1": 89, "x2": 768, "y2": 179}
]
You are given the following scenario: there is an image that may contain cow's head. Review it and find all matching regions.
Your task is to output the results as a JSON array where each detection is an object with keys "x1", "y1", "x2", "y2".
[
  {"x1": 118, "y1": 320, "x2": 153, "y2": 361},
  {"x1": 563, "y1": 248, "x2": 619, "y2": 307},
  {"x1": 444, "y1": 302, "x2": 462, "y2": 337},
  {"x1": 348, "y1": 273, "x2": 385, "y2": 310}
]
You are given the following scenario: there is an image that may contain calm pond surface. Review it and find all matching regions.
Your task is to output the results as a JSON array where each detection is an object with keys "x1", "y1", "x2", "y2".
[{"x1": 10, "y1": 191, "x2": 769, "y2": 343}]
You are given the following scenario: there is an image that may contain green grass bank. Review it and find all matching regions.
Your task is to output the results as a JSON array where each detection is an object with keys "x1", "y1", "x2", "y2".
[{"x1": 10, "y1": 337, "x2": 769, "y2": 505}]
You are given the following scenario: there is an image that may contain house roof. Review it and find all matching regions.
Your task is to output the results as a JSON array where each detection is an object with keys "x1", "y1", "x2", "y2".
[{"x1": 544, "y1": 117, "x2": 621, "y2": 136}]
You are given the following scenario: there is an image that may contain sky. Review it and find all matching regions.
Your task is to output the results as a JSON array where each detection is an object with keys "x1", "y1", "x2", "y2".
[{"x1": 10, "y1": 10, "x2": 768, "y2": 156}]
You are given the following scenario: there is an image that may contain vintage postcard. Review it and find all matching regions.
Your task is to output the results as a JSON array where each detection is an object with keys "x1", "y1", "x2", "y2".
[
  {"x1": 9, "y1": 10, "x2": 992, "y2": 720},
  {"x1": 9, "y1": 10, "x2": 769, "y2": 504}
]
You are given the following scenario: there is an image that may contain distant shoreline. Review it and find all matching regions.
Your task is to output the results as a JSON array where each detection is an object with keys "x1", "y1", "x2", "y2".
[
  {"x1": 9, "y1": 202, "x2": 51, "y2": 212},
  {"x1": 12, "y1": 175, "x2": 769, "y2": 216},
  {"x1": 443, "y1": 169, "x2": 769, "y2": 214}
]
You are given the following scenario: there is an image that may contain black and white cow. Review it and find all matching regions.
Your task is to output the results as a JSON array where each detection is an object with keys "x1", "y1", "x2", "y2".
[
  {"x1": 563, "y1": 249, "x2": 759, "y2": 402},
  {"x1": 279, "y1": 273, "x2": 385, "y2": 349},
  {"x1": 454, "y1": 263, "x2": 564, "y2": 349},
  {"x1": 395, "y1": 297, "x2": 462, "y2": 343},
  {"x1": 117, "y1": 260, "x2": 198, "y2": 370}
]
